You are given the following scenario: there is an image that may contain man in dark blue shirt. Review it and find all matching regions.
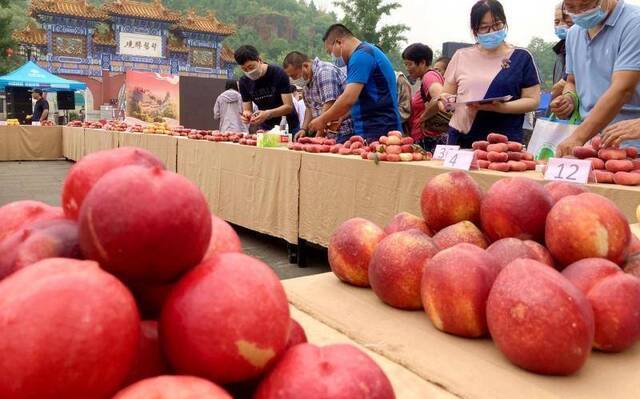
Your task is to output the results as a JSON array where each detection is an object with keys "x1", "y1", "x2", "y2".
[
  {"x1": 28, "y1": 89, "x2": 49, "y2": 124},
  {"x1": 308, "y1": 24, "x2": 401, "y2": 141}
]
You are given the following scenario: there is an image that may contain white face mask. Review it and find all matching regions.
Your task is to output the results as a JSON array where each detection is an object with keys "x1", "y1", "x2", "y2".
[{"x1": 244, "y1": 64, "x2": 262, "y2": 81}]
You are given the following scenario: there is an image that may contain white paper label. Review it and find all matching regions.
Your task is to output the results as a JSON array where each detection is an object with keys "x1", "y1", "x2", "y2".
[
  {"x1": 544, "y1": 157, "x2": 591, "y2": 184},
  {"x1": 433, "y1": 145, "x2": 460, "y2": 161},
  {"x1": 0, "y1": 121, "x2": 7, "y2": 126},
  {"x1": 443, "y1": 150, "x2": 474, "y2": 171},
  {"x1": 31, "y1": 121, "x2": 41, "y2": 126}
]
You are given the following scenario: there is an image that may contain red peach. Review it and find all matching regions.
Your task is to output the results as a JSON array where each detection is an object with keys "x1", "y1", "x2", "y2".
[
  {"x1": 422, "y1": 244, "x2": 500, "y2": 337},
  {"x1": 0, "y1": 258, "x2": 140, "y2": 399},
  {"x1": 472, "y1": 140, "x2": 489, "y2": 151},
  {"x1": 480, "y1": 177, "x2": 553, "y2": 242},
  {"x1": 113, "y1": 376, "x2": 231, "y2": 399},
  {"x1": 432, "y1": 221, "x2": 488, "y2": 250},
  {"x1": 62, "y1": 147, "x2": 165, "y2": 219},
  {"x1": 387, "y1": 130, "x2": 402, "y2": 138},
  {"x1": 386, "y1": 145, "x2": 402, "y2": 154},
  {"x1": 487, "y1": 133, "x2": 508, "y2": 144},
  {"x1": 386, "y1": 154, "x2": 400, "y2": 162},
  {"x1": 486, "y1": 237, "x2": 555, "y2": 270},
  {"x1": 285, "y1": 319, "x2": 308, "y2": 350},
  {"x1": 545, "y1": 193, "x2": 631, "y2": 266},
  {"x1": 122, "y1": 320, "x2": 170, "y2": 386},
  {"x1": 0, "y1": 200, "x2": 63, "y2": 244},
  {"x1": 369, "y1": 230, "x2": 439, "y2": 309},
  {"x1": 401, "y1": 137, "x2": 414, "y2": 145},
  {"x1": 545, "y1": 181, "x2": 589, "y2": 205},
  {"x1": 420, "y1": 171, "x2": 483, "y2": 232},
  {"x1": 487, "y1": 259, "x2": 594, "y2": 375},
  {"x1": 160, "y1": 253, "x2": 290, "y2": 384},
  {"x1": 563, "y1": 258, "x2": 640, "y2": 352},
  {"x1": 624, "y1": 253, "x2": 640, "y2": 278},
  {"x1": 203, "y1": 215, "x2": 242, "y2": 262},
  {"x1": 78, "y1": 165, "x2": 212, "y2": 283},
  {"x1": 384, "y1": 212, "x2": 432, "y2": 236},
  {"x1": 625, "y1": 146, "x2": 638, "y2": 159},
  {"x1": 328, "y1": 218, "x2": 385, "y2": 286},
  {"x1": 254, "y1": 344, "x2": 394, "y2": 399}
]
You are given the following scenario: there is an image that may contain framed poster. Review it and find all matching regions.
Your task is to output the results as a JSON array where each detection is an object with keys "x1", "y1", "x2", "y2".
[
  {"x1": 119, "y1": 32, "x2": 163, "y2": 58},
  {"x1": 190, "y1": 47, "x2": 216, "y2": 68},
  {"x1": 53, "y1": 34, "x2": 87, "y2": 58},
  {"x1": 125, "y1": 71, "x2": 179, "y2": 125}
]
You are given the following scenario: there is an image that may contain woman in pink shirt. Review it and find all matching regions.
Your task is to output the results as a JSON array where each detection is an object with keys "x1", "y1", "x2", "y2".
[
  {"x1": 402, "y1": 43, "x2": 447, "y2": 152},
  {"x1": 440, "y1": 0, "x2": 541, "y2": 148}
]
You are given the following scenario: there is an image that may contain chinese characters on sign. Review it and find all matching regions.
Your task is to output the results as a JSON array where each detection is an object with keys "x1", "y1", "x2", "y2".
[{"x1": 119, "y1": 32, "x2": 162, "y2": 58}]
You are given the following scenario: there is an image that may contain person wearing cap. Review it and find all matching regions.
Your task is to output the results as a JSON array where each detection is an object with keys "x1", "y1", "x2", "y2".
[{"x1": 27, "y1": 89, "x2": 49, "y2": 124}]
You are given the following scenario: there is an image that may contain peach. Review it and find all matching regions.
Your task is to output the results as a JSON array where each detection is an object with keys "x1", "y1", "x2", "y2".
[
  {"x1": 563, "y1": 258, "x2": 640, "y2": 352},
  {"x1": 432, "y1": 221, "x2": 488, "y2": 250},
  {"x1": 573, "y1": 146, "x2": 597, "y2": 159},
  {"x1": 369, "y1": 230, "x2": 439, "y2": 309},
  {"x1": 0, "y1": 200, "x2": 63, "y2": 244},
  {"x1": 420, "y1": 171, "x2": 483, "y2": 232},
  {"x1": 384, "y1": 212, "x2": 432, "y2": 236},
  {"x1": 487, "y1": 259, "x2": 594, "y2": 375},
  {"x1": 422, "y1": 243, "x2": 500, "y2": 337},
  {"x1": 122, "y1": 320, "x2": 170, "y2": 386},
  {"x1": 486, "y1": 237, "x2": 555, "y2": 269},
  {"x1": 487, "y1": 143, "x2": 508, "y2": 153},
  {"x1": 203, "y1": 215, "x2": 242, "y2": 262},
  {"x1": 128, "y1": 281, "x2": 175, "y2": 319},
  {"x1": 487, "y1": 151, "x2": 509, "y2": 162},
  {"x1": 114, "y1": 376, "x2": 231, "y2": 399},
  {"x1": 480, "y1": 177, "x2": 553, "y2": 242},
  {"x1": 285, "y1": 319, "x2": 308, "y2": 350},
  {"x1": 0, "y1": 258, "x2": 140, "y2": 399},
  {"x1": 62, "y1": 147, "x2": 164, "y2": 219},
  {"x1": 546, "y1": 193, "x2": 631, "y2": 266},
  {"x1": 472, "y1": 140, "x2": 489, "y2": 151},
  {"x1": 624, "y1": 253, "x2": 640, "y2": 278},
  {"x1": 78, "y1": 165, "x2": 212, "y2": 283},
  {"x1": 545, "y1": 181, "x2": 588, "y2": 205},
  {"x1": 488, "y1": 133, "x2": 508, "y2": 143},
  {"x1": 488, "y1": 162, "x2": 510, "y2": 172},
  {"x1": 328, "y1": 218, "x2": 385, "y2": 287},
  {"x1": 254, "y1": 344, "x2": 394, "y2": 399},
  {"x1": 0, "y1": 218, "x2": 81, "y2": 280},
  {"x1": 160, "y1": 253, "x2": 290, "y2": 384}
]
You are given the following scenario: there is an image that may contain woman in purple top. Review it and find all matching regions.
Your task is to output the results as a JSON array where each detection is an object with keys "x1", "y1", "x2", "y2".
[{"x1": 440, "y1": 0, "x2": 541, "y2": 148}]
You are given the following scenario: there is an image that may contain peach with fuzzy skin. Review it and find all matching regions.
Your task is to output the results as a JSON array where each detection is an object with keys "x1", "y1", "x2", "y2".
[
  {"x1": 62, "y1": 147, "x2": 165, "y2": 219},
  {"x1": 113, "y1": 376, "x2": 231, "y2": 399},
  {"x1": 0, "y1": 200, "x2": 63, "y2": 244},
  {"x1": 624, "y1": 254, "x2": 640, "y2": 278},
  {"x1": 254, "y1": 344, "x2": 395, "y2": 399},
  {"x1": 203, "y1": 215, "x2": 242, "y2": 262},
  {"x1": 487, "y1": 259, "x2": 594, "y2": 375},
  {"x1": 122, "y1": 320, "x2": 170, "y2": 386},
  {"x1": 420, "y1": 171, "x2": 483, "y2": 232},
  {"x1": 545, "y1": 181, "x2": 589, "y2": 205},
  {"x1": 328, "y1": 218, "x2": 385, "y2": 287},
  {"x1": 285, "y1": 319, "x2": 308, "y2": 350},
  {"x1": 486, "y1": 238, "x2": 555, "y2": 270},
  {"x1": 369, "y1": 230, "x2": 439, "y2": 310},
  {"x1": 563, "y1": 258, "x2": 640, "y2": 352},
  {"x1": 384, "y1": 212, "x2": 432, "y2": 236},
  {"x1": 546, "y1": 193, "x2": 631, "y2": 266},
  {"x1": 422, "y1": 244, "x2": 500, "y2": 337},
  {"x1": 480, "y1": 177, "x2": 553, "y2": 242},
  {"x1": 432, "y1": 221, "x2": 488, "y2": 250},
  {"x1": 160, "y1": 253, "x2": 290, "y2": 384}
]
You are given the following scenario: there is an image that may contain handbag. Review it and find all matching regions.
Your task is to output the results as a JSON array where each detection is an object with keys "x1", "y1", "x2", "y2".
[{"x1": 419, "y1": 72, "x2": 452, "y2": 134}]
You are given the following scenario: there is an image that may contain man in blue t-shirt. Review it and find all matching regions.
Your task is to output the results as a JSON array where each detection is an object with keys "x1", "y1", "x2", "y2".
[{"x1": 308, "y1": 24, "x2": 401, "y2": 142}]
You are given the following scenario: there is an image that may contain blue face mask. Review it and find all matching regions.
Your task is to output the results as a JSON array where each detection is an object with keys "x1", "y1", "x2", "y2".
[
  {"x1": 477, "y1": 28, "x2": 507, "y2": 50},
  {"x1": 570, "y1": 4, "x2": 607, "y2": 29},
  {"x1": 555, "y1": 26, "x2": 568, "y2": 40},
  {"x1": 333, "y1": 56, "x2": 346, "y2": 68}
]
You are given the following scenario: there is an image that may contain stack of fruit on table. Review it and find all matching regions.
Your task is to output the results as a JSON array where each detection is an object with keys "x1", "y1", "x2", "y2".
[
  {"x1": 472, "y1": 133, "x2": 537, "y2": 171},
  {"x1": 85, "y1": 120, "x2": 106, "y2": 129},
  {"x1": 169, "y1": 126, "x2": 192, "y2": 137},
  {"x1": 0, "y1": 147, "x2": 395, "y2": 399},
  {"x1": 239, "y1": 134, "x2": 258, "y2": 146},
  {"x1": 186, "y1": 130, "x2": 213, "y2": 140},
  {"x1": 287, "y1": 136, "x2": 336, "y2": 153},
  {"x1": 142, "y1": 122, "x2": 170, "y2": 135},
  {"x1": 206, "y1": 131, "x2": 243, "y2": 143},
  {"x1": 40, "y1": 120, "x2": 55, "y2": 127},
  {"x1": 329, "y1": 172, "x2": 640, "y2": 377},
  {"x1": 569, "y1": 136, "x2": 640, "y2": 186},
  {"x1": 104, "y1": 121, "x2": 129, "y2": 132},
  {"x1": 128, "y1": 124, "x2": 144, "y2": 133},
  {"x1": 361, "y1": 131, "x2": 432, "y2": 162},
  {"x1": 6, "y1": 118, "x2": 20, "y2": 126},
  {"x1": 66, "y1": 120, "x2": 83, "y2": 128}
]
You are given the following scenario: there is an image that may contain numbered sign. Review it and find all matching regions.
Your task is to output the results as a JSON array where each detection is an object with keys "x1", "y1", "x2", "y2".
[
  {"x1": 433, "y1": 145, "x2": 460, "y2": 161},
  {"x1": 544, "y1": 158, "x2": 591, "y2": 184},
  {"x1": 443, "y1": 150, "x2": 474, "y2": 171},
  {"x1": 31, "y1": 121, "x2": 41, "y2": 126}
]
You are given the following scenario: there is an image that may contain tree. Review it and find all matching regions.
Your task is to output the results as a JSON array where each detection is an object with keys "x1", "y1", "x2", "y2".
[
  {"x1": 0, "y1": 0, "x2": 19, "y2": 74},
  {"x1": 332, "y1": 0, "x2": 408, "y2": 55},
  {"x1": 527, "y1": 36, "x2": 557, "y2": 91}
]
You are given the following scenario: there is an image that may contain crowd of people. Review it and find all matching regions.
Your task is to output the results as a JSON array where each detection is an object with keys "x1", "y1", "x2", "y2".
[{"x1": 214, "y1": 0, "x2": 640, "y2": 154}]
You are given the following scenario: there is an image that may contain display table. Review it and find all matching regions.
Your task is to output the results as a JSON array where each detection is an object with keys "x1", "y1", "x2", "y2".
[
  {"x1": 83, "y1": 129, "x2": 118, "y2": 156},
  {"x1": 284, "y1": 273, "x2": 640, "y2": 399},
  {"x1": 118, "y1": 132, "x2": 178, "y2": 172},
  {"x1": 177, "y1": 140, "x2": 301, "y2": 244},
  {"x1": 61, "y1": 127, "x2": 84, "y2": 161},
  {"x1": 299, "y1": 153, "x2": 640, "y2": 247},
  {"x1": 0, "y1": 125, "x2": 63, "y2": 161}
]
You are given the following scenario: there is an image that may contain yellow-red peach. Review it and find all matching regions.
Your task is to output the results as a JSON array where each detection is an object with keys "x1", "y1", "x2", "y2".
[
  {"x1": 384, "y1": 212, "x2": 432, "y2": 236},
  {"x1": 432, "y1": 221, "x2": 488, "y2": 250}
]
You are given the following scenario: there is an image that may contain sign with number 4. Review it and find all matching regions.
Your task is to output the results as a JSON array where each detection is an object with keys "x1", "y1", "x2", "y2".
[
  {"x1": 544, "y1": 158, "x2": 591, "y2": 184},
  {"x1": 433, "y1": 145, "x2": 460, "y2": 161},
  {"x1": 443, "y1": 150, "x2": 474, "y2": 171}
]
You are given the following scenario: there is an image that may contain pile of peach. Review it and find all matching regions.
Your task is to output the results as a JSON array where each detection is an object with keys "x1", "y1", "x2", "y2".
[
  {"x1": 287, "y1": 136, "x2": 337, "y2": 153},
  {"x1": 329, "y1": 172, "x2": 640, "y2": 376},
  {"x1": 571, "y1": 136, "x2": 640, "y2": 186},
  {"x1": 361, "y1": 131, "x2": 431, "y2": 162},
  {"x1": 238, "y1": 134, "x2": 258, "y2": 146},
  {"x1": 472, "y1": 133, "x2": 536, "y2": 172}
]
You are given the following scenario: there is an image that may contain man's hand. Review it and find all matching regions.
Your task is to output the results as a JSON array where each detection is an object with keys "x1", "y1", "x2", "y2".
[
  {"x1": 555, "y1": 134, "x2": 586, "y2": 157},
  {"x1": 308, "y1": 116, "x2": 325, "y2": 133},
  {"x1": 602, "y1": 119, "x2": 640, "y2": 148},
  {"x1": 549, "y1": 94, "x2": 575, "y2": 119},
  {"x1": 241, "y1": 110, "x2": 253, "y2": 124},
  {"x1": 294, "y1": 130, "x2": 306, "y2": 141},
  {"x1": 250, "y1": 110, "x2": 271, "y2": 126}
]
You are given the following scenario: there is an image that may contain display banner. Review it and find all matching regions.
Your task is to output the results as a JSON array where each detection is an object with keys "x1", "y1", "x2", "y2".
[
  {"x1": 125, "y1": 71, "x2": 180, "y2": 126},
  {"x1": 119, "y1": 33, "x2": 163, "y2": 58}
]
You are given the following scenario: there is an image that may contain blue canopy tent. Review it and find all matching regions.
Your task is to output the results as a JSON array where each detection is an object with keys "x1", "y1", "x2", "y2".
[{"x1": 0, "y1": 61, "x2": 86, "y2": 92}]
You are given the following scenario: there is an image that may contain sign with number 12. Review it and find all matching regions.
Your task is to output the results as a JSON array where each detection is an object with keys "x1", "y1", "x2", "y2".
[{"x1": 544, "y1": 158, "x2": 591, "y2": 184}]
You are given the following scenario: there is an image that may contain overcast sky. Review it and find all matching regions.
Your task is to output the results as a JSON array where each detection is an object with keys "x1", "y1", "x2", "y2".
[{"x1": 314, "y1": 0, "x2": 640, "y2": 50}]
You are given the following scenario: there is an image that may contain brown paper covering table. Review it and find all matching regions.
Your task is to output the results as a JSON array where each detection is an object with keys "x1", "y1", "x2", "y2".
[
  {"x1": 83, "y1": 129, "x2": 118, "y2": 156},
  {"x1": 62, "y1": 127, "x2": 85, "y2": 161},
  {"x1": 0, "y1": 125, "x2": 63, "y2": 161},
  {"x1": 118, "y1": 132, "x2": 178, "y2": 172}
]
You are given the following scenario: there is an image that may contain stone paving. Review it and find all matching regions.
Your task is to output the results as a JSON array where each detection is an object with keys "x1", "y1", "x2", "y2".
[{"x1": 0, "y1": 161, "x2": 329, "y2": 280}]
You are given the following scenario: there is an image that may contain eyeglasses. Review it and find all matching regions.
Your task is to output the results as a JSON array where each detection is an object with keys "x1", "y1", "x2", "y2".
[
  {"x1": 562, "y1": 0, "x2": 600, "y2": 15},
  {"x1": 477, "y1": 21, "x2": 506, "y2": 35}
]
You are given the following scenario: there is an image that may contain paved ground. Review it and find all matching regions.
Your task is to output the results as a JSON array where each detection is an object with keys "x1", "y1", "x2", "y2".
[{"x1": 0, "y1": 161, "x2": 329, "y2": 280}]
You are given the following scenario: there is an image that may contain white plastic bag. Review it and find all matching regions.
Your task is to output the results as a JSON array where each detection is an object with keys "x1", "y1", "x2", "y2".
[{"x1": 527, "y1": 118, "x2": 579, "y2": 160}]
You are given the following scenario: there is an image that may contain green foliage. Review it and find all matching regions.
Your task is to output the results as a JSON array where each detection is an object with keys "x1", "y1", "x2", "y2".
[
  {"x1": 0, "y1": 0, "x2": 23, "y2": 74},
  {"x1": 527, "y1": 36, "x2": 557, "y2": 91}
]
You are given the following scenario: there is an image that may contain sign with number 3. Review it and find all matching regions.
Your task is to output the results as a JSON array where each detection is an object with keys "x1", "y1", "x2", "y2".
[{"x1": 544, "y1": 158, "x2": 592, "y2": 184}]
